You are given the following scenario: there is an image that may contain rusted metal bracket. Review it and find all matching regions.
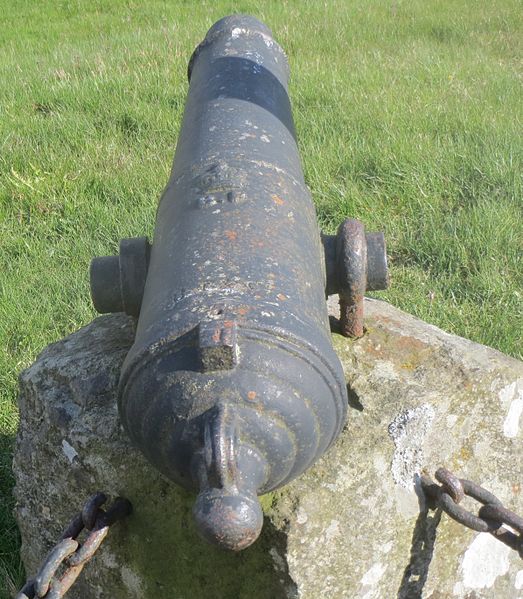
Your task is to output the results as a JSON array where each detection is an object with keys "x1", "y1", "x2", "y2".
[{"x1": 322, "y1": 219, "x2": 388, "y2": 338}]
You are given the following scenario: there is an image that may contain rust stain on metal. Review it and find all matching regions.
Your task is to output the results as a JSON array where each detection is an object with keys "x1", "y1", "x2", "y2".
[
  {"x1": 212, "y1": 326, "x2": 221, "y2": 343},
  {"x1": 340, "y1": 297, "x2": 364, "y2": 339}
]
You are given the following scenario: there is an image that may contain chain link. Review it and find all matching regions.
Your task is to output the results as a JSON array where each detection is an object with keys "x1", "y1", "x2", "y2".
[
  {"x1": 16, "y1": 493, "x2": 132, "y2": 599},
  {"x1": 16, "y1": 469, "x2": 521, "y2": 596},
  {"x1": 421, "y1": 467, "x2": 523, "y2": 555}
]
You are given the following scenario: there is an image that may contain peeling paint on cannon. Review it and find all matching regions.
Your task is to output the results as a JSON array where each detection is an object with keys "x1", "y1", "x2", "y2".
[{"x1": 90, "y1": 14, "x2": 388, "y2": 550}]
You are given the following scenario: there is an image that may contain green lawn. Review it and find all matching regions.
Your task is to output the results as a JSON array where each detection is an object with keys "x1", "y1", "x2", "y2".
[{"x1": 0, "y1": 0, "x2": 521, "y2": 594}]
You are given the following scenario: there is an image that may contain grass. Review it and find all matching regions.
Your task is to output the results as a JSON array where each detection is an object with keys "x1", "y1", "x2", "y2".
[{"x1": 0, "y1": 0, "x2": 521, "y2": 594}]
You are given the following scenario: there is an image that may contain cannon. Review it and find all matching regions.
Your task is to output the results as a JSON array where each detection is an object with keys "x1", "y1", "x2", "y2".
[{"x1": 90, "y1": 14, "x2": 388, "y2": 551}]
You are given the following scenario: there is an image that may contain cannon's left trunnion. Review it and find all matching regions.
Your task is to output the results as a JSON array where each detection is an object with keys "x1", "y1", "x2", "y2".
[{"x1": 90, "y1": 14, "x2": 388, "y2": 550}]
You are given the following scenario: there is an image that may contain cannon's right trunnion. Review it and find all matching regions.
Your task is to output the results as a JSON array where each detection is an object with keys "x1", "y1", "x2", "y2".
[{"x1": 90, "y1": 15, "x2": 389, "y2": 551}]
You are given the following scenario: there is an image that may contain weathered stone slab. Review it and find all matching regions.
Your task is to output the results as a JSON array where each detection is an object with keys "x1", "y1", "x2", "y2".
[{"x1": 14, "y1": 298, "x2": 523, "y2": 598}]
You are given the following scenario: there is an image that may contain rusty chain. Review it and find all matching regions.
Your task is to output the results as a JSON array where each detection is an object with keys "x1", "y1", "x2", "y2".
[
  {"x1": 13, "y1": 468, "x2": 521, "y2": 597},
  {"x1": 421, "y1": 468, "x2": 523, "y2": 556},
  {"x1": 16, "y1": 493, "x2": 132, "y2": 599}
]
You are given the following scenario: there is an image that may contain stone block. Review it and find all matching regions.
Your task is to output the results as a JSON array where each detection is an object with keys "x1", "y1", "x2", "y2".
[{"x1": 14, "y1": 299, "x2": 523, "y2": 598}]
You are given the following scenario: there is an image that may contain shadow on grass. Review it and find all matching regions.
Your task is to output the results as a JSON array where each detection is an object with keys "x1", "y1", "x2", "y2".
[{"x1": 0, "y1": 432, "x2": 22, "y2": 599}]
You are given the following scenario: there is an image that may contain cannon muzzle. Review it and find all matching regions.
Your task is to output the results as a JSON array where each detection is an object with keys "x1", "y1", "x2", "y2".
[{"x1": 90, "y1": 14, "x2": 388, "y2": 550}]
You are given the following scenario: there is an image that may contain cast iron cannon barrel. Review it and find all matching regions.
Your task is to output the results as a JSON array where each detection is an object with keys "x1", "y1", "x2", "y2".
[{"x1": 90, "y1": 14, "x2": 388, "y2": 550}]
